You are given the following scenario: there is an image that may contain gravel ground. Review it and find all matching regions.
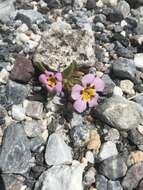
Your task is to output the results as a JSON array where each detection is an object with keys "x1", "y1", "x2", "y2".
[{"x1": 0, "y1": 0, "x2": 143, "y2": 190}]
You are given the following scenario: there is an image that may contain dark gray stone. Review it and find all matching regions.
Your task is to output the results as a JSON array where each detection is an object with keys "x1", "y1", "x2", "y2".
[
  {"x1": 86, "y1": 0, "x2": 97, "y2": 9},
  {"x1": 0, "y1": 106, "x2": 6, "y2": 125},
  {"x1": 102, "y1": 74, "x2": 115, "y2": 96},
  {"x1": 99, "y1": 156, "x2": 127, "y2": 180},
  {"x1": 0, "y1": 123, "x2": 31, "y2": 174},
  {"x1": 16, "y1": 9, "x2": 45, "y2": 28},
  {"x1": 94, "y1": 96, "x2": 143, "y2": 130},
  {"x1": 95, "y1": 175, "x2": 108, "y2": 190},
  {"x1": 43, "y1": 0, "x2": 61, "y2": 8},
  {"x1": 122, "y1": 162, "x2": 143, "y2": 189},
  {"x1": 112, "y1": 58, "x2": 136, "y2": 80},
  {"x1": 30, "y1": 137, "x2": 44, "y2": 152},
  {"x1": 128, "y1": 128, "x2": 143, "y2": 145},
  {"x1": 6, "y1": 80, "x2": 30, "y2": 105},
  {"x1": 70, "y1": 124, "x2": 90, "y2": 147},
  {"x1": 108, "y1": 180, "x2": 123, "y2": 190},
  {"x1": 139, "y1": 179, "x2": 143, "y2": 190}
]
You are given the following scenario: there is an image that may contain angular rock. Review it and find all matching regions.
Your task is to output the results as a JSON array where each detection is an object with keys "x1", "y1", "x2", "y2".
[
  {"x1": 34, "y1": 161, "x2": 86, "y2": 190},
  {"x1": 99, "y1": 156, "x2": 127, "y2": 180},
  {"x1": 11, "y1": 104, "x2": 26, "y2": 121},
  {"x1": 6, "y1": 80, "x2": 30, "y2": 105},
  {"x1": 112, "y1": 58, "x2": 136, "y2": 80},
  {"x1": 10, "y1": 55, "x2": 35, "y2": 83},
  {"x1": 34, "y1": 20, "x2": 95, "y2": 71},
  {"x1": 102, "y1": 74, "x2": 115, "y2": 96},
  {"x1": 16, "y1": 9, "x2": 45, "y2": 27},
  {"x1": 95, "y1": 175, "x2": 108, "y2": 190},
  {"x1": 83, "y1": 167, "x2": 96, "y2": 186},
  {"x1": 122, "y1": 162, "x2": 143, "y2": 189},
  {"x1": 0, "y1": 123, "x2": 31, "y2": 174},
  {"x1": 99, "y1": 141, "x2": 118, "y2": 160},
  {"x1": 24, "y1": 100, "x2": 43, "y2": 119},
  {"x1": 120, "y1": 80, "x2": 135, "y2": 95},
  {"x1": 45, "y1": 133, "x2": 72, "y2": 165},
  {"x1": 108, "y1": 180, "x2": 123, "y2": 190},
  {"x1": 0, "y1": 0, "x2": 15, "y2": 23},
  {"x1": 94, "y1": 95, "x2": 143, "y2": 130},
  {"x1": 128, "y1": 128, "x2": 143, "y2": 145}
]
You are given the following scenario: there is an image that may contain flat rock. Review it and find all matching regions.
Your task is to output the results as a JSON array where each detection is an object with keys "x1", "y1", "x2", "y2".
[
  {"x1": 10, "y1": 55, "x2": 35, "y2": 83},
  {"x1": 0, "y1": 123, "x2": 31, "y2": 174},
  {"x1": 34, "y1": 20, "x2": 95, "y2": 71},
  {"x1": 122, "y1": 162, "x2": 143, "y2": 189},
  {"x1": 24, "y1": 100, "x2": 43, "y2": 119},
  {"x1": 99, "y1": 155, "x2": 127, "y2": 180},
  {"x1": 6, "y1": 80, "x2": 30, "y2": 105},
  {"x1": 45, "y1": 133, "x2": 72, "y2": 165},
  {"x1": 112, "y1": 57, "x2": 136, "y2": 80},
  {"x1": 94, "y1": 95, "x2": 143, "y2": 130},
  {"x1": 34, "y1": 161, "x2": 86, "y2": 190}
]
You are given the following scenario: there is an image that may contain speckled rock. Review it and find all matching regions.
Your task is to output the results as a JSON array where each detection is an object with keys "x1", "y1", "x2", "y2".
[
  {"x1": 94, "y1": 95, "x2": 143, "y2": 130},
  {"x1": 34, "y1": 20, "x2": 95, "y2": 71}
]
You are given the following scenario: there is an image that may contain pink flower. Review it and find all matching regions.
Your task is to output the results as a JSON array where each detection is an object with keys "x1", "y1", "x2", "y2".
[
  {"x1": 71, "y1": 74, "x2": 105, "y2": 113},
  {"x1": 39, "y1": 71, "x2": 62, "y2": 94}
]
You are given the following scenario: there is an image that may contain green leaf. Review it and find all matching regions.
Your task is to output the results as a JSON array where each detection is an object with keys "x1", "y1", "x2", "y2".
[
  {"x1": 63, "y1": 62, "x2": 77, "y2": 79},
  {"x1": 48, "y1": 91, "x2": 57, "y2": 99}
]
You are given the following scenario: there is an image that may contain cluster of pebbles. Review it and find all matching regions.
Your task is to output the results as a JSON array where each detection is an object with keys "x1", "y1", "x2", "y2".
[{"x1": 0, "y1": 0, "x2": 143, "y2": 189}]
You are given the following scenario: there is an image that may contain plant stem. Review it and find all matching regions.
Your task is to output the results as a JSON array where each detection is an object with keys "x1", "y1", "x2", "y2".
[{"x1": 128, "y1": 92, "x2": 143, "y2": 100}]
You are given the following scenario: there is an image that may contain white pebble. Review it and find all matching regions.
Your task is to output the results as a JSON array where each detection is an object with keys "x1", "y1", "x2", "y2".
[{"x1": 12, "y1": 104, "x2": 26, "y2": 121}]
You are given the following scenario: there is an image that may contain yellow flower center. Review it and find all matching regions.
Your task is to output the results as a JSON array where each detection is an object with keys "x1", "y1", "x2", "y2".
[
  {"x1": 81, "y1": 85, "x2": 95, "y2": 101},
  {"x1": 47, "y1": 76, "x2": 57, "y2": 87}
]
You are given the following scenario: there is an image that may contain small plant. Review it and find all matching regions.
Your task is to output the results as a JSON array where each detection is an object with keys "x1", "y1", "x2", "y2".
[{"x1": 37, "y1": 62, "x2": 105, "y2": 113}]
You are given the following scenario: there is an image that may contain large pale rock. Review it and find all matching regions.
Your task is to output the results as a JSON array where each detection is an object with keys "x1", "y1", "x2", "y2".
[
  {"x1": 34, "y1": 20, "x2": 95, "y2": 71},
  {"x1": 94, "y1": 96, "x2": 143, "y2": 130},
  {"x1": 34, "y1": 161, "x2": 86, "y2": 190}
]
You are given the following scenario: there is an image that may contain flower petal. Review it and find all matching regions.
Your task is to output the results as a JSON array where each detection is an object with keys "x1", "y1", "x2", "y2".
[
  {"x1": 82, "y1": 74, "x2": 95, "y2": 86},
  {"x1": 55, "y1": 72, "x2": 62, "y2": 81},
  {"x1": 71, "y1": 84, "x2": 83, "y2": 100},
  {"x1": 46, "y1": 85, "x2": 53, "y2": 92},
  {"x1": 45, "y1": 70, "x2": 54, "y2": 77},
  {"x1": 55, "y1": 81, "x2": 62, "y2": 93},
  {"x1": 39, "y1": 74, "x2": 48, "y2": 85},
  {"x1": 73, "y1": 98, "x2": 87, "y2": 113},
  {"x1": 94, "y1": 76, "x2": 105, "y2": 92},
  {"x1": 88, "y1": 93, "x2": 99, "y2": 107}
]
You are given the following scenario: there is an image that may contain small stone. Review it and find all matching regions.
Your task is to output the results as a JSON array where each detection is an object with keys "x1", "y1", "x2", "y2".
[
  {"x1": 108, "y1": 180, "x2": 123, "y2": 190},
  {"x1": 120, "y1": 80, "x2": 135, "y2": 95},
  {"x1": 128, "y1": 128, "x2": 143, "y2": 145},
  {"x1": 102, "y1": 0, "x2": 117, "y2": 6},
  {"x1": 134, "y1": 53, "x2": 143, "y2": 70},
  {"x1": 16, "y1": 9, "x2": 45, "y2": 27},
  {"x1": 112, "y1": 57, "x2": 136, "y2": 80},
  {"x1": 10, "y1": 55, "x2": 35, "y2": 83},
  {"x1": 129, "y1": 151, "x2": 143, "y2": 165},
  {"x1": 116, "y1": 0, "x2": 130, "y2": 18},
  {"x1": 86, "y1": 0, "x2": 97, "y2": 9},
  {"x1": 84, "y1": 167, "x2": 96, "y2": 186},
  {"x1": 99, "y1": 156, "x2": 127, "y2": 180},
  {"x1": 87, "y1": 130, "x2": 101, "y2": 153},
  {"x1": 23, "y1": 120, "x2": 44, "y2": 138},
  {"x1": 34, "y1": 161, "x2": 86, "y2": 190},
  {"x1": 94, "y1": 95, "x2": 143, "y2": 130},
  {"x1": 0, "y1": 123, "x2": 31, "y2": 174},
  {"x1": 11, "y1": 104, "x2": 26, "y2": 121},
  {"x1": 102, "y1": 74, "x2": 116, "y2": 96},
  {"x1": 85, "y1": 151, "x2": 94, "y2": 164},
  {"x1": 113, "y1": 86, "x2": 123, "y2": 96},
  {"x1": 45, "y1": 133, "x2": 72, "y2": 165},
  {"x1": 24, "y1": 100, "x2": 43, "y2": 119},
  {"x1": 70, "y1": 112, "x2": 83, "y2": 127},
  {"x1": 95, "y1": 175, "x2": 108, "y2": 190},
  {"x1": 105, "y1": 128, "x2": 120, "y2": 142},
  {"x1": 6, "y1": 80, "x2": 30, "y2": 105},
  {"x1": 0, "y1": 68, "x2": 9, "y2": 84},
  {"x1": 99, "y1": 141, "x2": 118, "y2": 160},
  {"x1": 70, "y1": 124, "x2": 90, "y2": 147},
  {"x1": 122, "y1": 162, "x2": 143, "y2": 189},
  {"x1": 30, "y1": 137, "x2": 45, "y2": 152}
]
